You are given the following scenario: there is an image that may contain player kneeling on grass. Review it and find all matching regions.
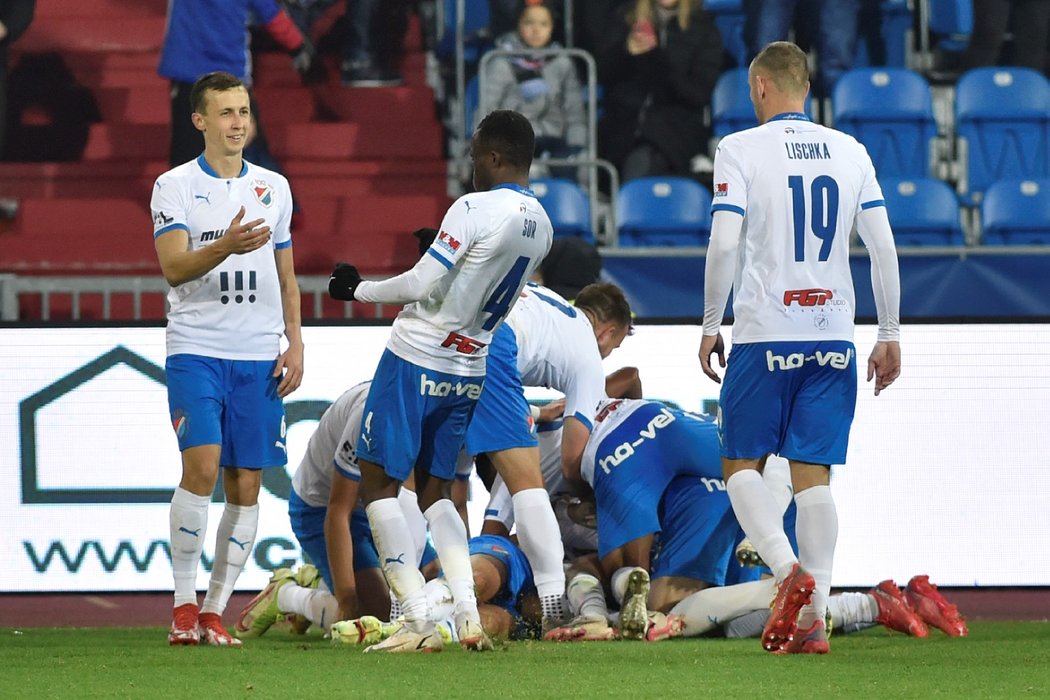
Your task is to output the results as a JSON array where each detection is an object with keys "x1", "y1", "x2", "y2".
[
  {"x1": 332, "y1": 534, "x2": 542, "y2": 649},
  {"x1": 235, "y1": 381, "x2": 443, "y2": 639}
]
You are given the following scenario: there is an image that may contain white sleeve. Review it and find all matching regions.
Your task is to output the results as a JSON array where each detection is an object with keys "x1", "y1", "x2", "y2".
[
  {"x1": 353, "y1": 254, "x2": 448, "y2": 305},
  {"x1": 702, "y1": 210, "x2": 744, "y2": 336},
  {"x1": 855, "y1": 206, "x2": 901, "y2": 342}
]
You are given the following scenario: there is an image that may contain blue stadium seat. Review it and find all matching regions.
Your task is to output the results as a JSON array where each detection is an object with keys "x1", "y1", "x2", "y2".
[
  {"x1": 704, "y1": 0, "x2": 747, "y2": 68},
  {"x1": 530, "y1": 178, "x2": 594, "y2": 243},
  {"x1": 436, "y1": 0, "x2": 491, "y2": 61},
  {"x1": 928, "y1": 0, "x2": 972, "y2": 54},
  {"x1": 712, "y1": 68, "x2": 756, "y2": 138},
  {"x1": 981, "y1": 178, "x2": 1050, "y2": 245},
  {"x1": 955, "y1": 67, "x2": 1050, "y2": 205},
  {"x1": 880, "y1": 177, "x2": 964, "y2": 246},
  {"x1": 833, "y1": 68, "x2": 937, "y2": 178},
  {"x1": 616, "y1": 177, "x2": 712, "y2": 247}
]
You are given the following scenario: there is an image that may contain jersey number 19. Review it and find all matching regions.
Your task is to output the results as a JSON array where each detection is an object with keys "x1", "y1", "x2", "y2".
[{"x1": 788, "y1": 175, "x2": 839, "y2": 263}]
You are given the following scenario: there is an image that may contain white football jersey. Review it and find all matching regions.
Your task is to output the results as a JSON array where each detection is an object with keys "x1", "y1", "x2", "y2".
[
  {"x1": 712, "y1": 113, "x2": 884, "y2": 342},
  {"x1": 507, "y1": 284, "x2": 606, "y2": 429},
  {"x1": 151, "y1": 156, "x2": 293, "y2": 360},
  {"x1": 292, "y1": 382, "x2": 371, "y2": 509},
  {"x1": 579, "y1": 398, "x2": 649, "y2": 487},
  {"x1": 387, "y1": 185, "x2": 553, "y2": 376}
]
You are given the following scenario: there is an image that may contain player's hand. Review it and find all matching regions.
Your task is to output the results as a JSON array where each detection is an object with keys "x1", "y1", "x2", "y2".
[
  {"x1": 537, "y1": 398, "x2": 566, "y2": 423},
  {"x1": 867, "y1": 340, "x2": 901, "y2": 396},
  {"x1": 328, "y1": 262, "x2": 362, "y2": 301},
  {"x1": 273, "y1": 340, "x2": 304, "y2": 398},
  {"x1": 698, "y1": 333, "x2": 726, "y2": 384},
  {"x1": 220, "y1": 206, "x2": 271, "y2": 255}
]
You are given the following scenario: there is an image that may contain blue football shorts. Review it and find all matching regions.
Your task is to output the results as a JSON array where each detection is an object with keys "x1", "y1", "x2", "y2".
[
  {"x1": 650, "y1": 476, "x2": 738, "y2": 586},
  {"x1": 464, "y1": 324, "x2": 538, "y2": 455},
  {"x1": 165, "y1": 353, "x2": 285, "y2": 468},
  {"x1": 592, "y1": 405, "x2": 722, "y2": 559},
  {"x1": 719, "y1": 340, "x2": 857, "y2": 465},
  {"x1": 357, "y1": 349, "x2": 482, "y2": 482}
]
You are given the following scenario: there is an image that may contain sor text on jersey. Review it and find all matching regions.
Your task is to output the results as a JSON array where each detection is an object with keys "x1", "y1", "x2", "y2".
[
  {"x1": 598, "y1": 407, "x2": 676, "y2": 475},
  {"x1": 785, "y1": 141, "x2": 831, "y2": 160}
]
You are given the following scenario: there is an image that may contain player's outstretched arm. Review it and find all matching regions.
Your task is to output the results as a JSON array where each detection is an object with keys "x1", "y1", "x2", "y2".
[
  {"x1": 155, "y1": 206, "x2": 271, "y2": 286},
  {"x1": 867, "y1": 340, "x2": 901, "y2": 396},
  {"x1": 561, "y1": 416, "x2": 590, "y2": 483}
]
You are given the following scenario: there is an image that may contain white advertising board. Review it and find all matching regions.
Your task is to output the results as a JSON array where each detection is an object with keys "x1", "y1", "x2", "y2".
[{"x1": 1, "y1": 324, "x2": 1048, "y2": 591}]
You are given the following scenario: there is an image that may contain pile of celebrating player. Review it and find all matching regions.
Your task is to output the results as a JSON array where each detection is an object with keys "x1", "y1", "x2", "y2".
[{"x1": 155, "y1": 41, "x2": 968, "y2": 654}]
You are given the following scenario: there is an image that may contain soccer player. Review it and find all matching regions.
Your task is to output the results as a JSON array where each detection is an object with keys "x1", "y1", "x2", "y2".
[
  {"x1": 463, "y1": 281, "x2": 633, "y2": 631},
  {"x1": 233, "y1": 381, "x2": 448, "y2": 639},
  {"x1": 698, "y1": 41, "x2": 902, "y2": 654},
  {"x1": 326, "y1": 110, "x2": 552, "y2": 653},
  {"x1": 152, "y1": 71, "x2": 303, "y2": 647}
]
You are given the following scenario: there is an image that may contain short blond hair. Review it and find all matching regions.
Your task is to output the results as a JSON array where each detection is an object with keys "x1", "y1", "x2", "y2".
[{"x1": 751, "y1": 41, "x2": 809, "y2": 98}]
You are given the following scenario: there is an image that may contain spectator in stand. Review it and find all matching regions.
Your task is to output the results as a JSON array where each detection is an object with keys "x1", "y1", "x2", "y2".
[
  {"x1": 743, "y1": 0, "x2": 861, "y2": 99},
  {"x1": 596, "y1": 0, "x2": 722, "y2": 183},
  {"x1": 960, "y1": 0, "x2": 1050, "y2": 74},
  {"x1": 0, "y1": 0, "x2": 34, "y2": 219},
  {"x1": 480, "y1": 0, "x2": 586, "y2": 174},
  {"x1": 159, "y1": 0, "x2": 314, "y2": 167},
  {"x1": 283, "y1": 0, "x2": 405, "y2": 87}
]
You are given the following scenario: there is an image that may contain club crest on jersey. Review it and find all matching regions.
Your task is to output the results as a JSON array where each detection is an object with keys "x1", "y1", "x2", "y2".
[
  {"x1": 437, "y1": 230, "x2": 461, "y2": 254},
  {"x1": 252, "y1": 179, "x2": 273, "y2": 207},
  {"x1": 715, "y1": 182, "x2": 729, "y2": 197}
]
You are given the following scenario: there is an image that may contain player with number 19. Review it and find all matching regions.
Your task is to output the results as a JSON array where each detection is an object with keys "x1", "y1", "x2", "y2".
[
  {"x1": 327, "y1": 110, "x2": 552, "y2": 653},
  {"x1": 697, "y1": 42, "x2": 901, "y2": 655}
]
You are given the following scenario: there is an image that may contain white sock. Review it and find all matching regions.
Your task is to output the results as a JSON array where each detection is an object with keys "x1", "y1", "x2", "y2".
[
  {"x1": 567, "y1": 573, "x2": 607, "y2": 619},
  {"x1": 669, "y1": 579, "x2": 776, "y2": 637},
  {"x1": 201, "y1": 502, "x2": 258, "y2": 615},
  {"x1": 169, "y1": 487, "x2": 210, "y2": 607},
  {"x1": 398, "y1": 487, "x2": 428, "y2": 567},
  {"x1": 610, "y1": 566, "x2": 634, "y2": 606},
  {"x1": 827, "y1": 592, "x2": 879, "y2": 629},
  {"x1": 794, "y1": 485, "x2": 838, "y2": 626},
  {"x1": 366, "y1": 498, "x2": 430, "y2": 633},
  {"x1": 726, "y1": 470, "x2": 798, "y2": 581},
  {"x1": 762, "y1": 457, "x2": 794, "y2": 515},
  {"x1": 423, "y1": 578, "x2": 455, "y2": 622},
  {"x1": 511, "y1": 488, "x2": 566, "y2": 619},
  {"x1": 424, "y1": 499, "x2": 478, "y2": 622},
  {"x1": 277, "y1": 584, "x2": 340, "y2": 633},
  {"x1": 389, "y1": 592, "x2": 402, "y2": 622}
]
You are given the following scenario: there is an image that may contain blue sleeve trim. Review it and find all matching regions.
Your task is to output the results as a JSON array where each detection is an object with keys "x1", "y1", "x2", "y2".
[
  {"x1": 861, "y1": 199, "x2": 886, "y2": 210},
  {"x1": 454, "y1": 473, "x2": 471, "y2": 482},
  {"x1": 334, "y1": 460, "x2": 361, "y2": 482},
  {"x1": 711, "y1": 204, "x2": 745, "y2": 216},
  {"x1": 571, "y1": 411, "x2": 593, "y2": 432},
  {"x1": 154, "y1": 223, "x2": 188, "y2": 238},
  {"x1": 427, "y1": 248, "x2": 454, "y2": 269},
  {"x1": 536, "y1": 419, "x2": 563, "y2": 433},
  {"x1": 274, "y1": 239, "x2": 292, "y2": 250},
  {"x1": 484, "y1": 509, "x2": 500, "y2": 517}
]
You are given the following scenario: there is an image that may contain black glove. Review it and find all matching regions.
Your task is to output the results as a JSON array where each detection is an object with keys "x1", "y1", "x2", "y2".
[
  {"x1": 329, "y1": 262, "x2": 362, "y2": 301},
  {"x1": 411, "y1": 227, "x2": 439, "y2": 257}
]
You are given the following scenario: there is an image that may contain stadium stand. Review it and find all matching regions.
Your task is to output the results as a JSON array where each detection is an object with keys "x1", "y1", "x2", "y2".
[
  {"x1": 616, "y1": 176, "x2": 712, "y2": 247},
  {"x1": 1, "y1": 0, "x2": 450, "y2": 320},
  {"x1": 981, "y1": 178, "x2": 1050, "y2": 245},
  {"x1": 530, "y1": 178, "x2": 595, "y2": 243},
  {"x1": 833, "y1": 68, "x2": 938, "y2": 179},
  {"x1": 711, "y1": 68, "x2": 756, "y2": 139},
  {"x1": 879, "y1": 176, "x2": 965, "y2": 246},
  {"x1": 954, "y1": 67, "x2": 1050, "y2": 205}
]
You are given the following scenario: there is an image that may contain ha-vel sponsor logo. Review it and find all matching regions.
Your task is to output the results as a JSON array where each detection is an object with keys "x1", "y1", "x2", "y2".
[
  {"x1": 766, "y1": 348, "x2": 853, "y2": 372},
  {"x1": 598, "y1": 407, "x2": 676, "y2": 475},
  {"x1": 419, "y1": 374, "x2": 483, "y2": 400}
]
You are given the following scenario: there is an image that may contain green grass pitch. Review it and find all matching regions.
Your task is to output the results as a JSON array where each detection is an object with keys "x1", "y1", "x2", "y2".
[{"x1": 2, "y1": 622, "x2": 1048, "y2": 698}]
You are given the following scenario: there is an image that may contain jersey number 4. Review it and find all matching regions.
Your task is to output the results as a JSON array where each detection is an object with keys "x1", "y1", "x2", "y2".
[
  {"x1": 481, "y1": 255, "x2": 531, "y2": 331},
  {"x1": 788, "y1": 175, "x2": 839, "y2": 263}
]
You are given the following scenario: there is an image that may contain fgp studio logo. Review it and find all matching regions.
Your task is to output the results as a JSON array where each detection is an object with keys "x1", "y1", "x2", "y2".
[{"x1": 19, "y1": 346, "x2": 330, "y2": 505}]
